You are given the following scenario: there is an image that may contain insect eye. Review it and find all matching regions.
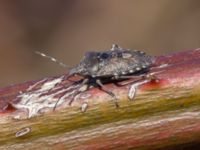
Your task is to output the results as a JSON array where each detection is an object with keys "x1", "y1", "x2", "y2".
[{"x1": 100, "y1": 53, "x2": 109, "y2": 59}]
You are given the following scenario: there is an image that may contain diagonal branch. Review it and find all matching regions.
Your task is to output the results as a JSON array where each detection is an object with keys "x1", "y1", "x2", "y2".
[{"x1": 0, "y1": 48, "x2": 200, "y2": 149}]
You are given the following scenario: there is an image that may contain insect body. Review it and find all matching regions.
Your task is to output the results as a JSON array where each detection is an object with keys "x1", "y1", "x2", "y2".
[
  {"x1": 67, "y1": 44, "x2": 154, "y2": 107},
  {"x1": 69, "y1": 44, "x2": 153, "y2": 78}
]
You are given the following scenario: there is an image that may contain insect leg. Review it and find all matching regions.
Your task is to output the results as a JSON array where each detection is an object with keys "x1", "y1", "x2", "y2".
[
  {"x1": 68, "y1": 78, "x2": 89, "y2": 106},
  {"x1": 53, "y1": 78, "x2": 89, "y2": 110},
  {"x1": 113, "y1": 74, "x2": 145, "y2": 86},
  {"x1": 114, "y1": 74, "x2": 146, "y2": 80},
  {"x1": 114, "y1": 74, "x2": 159, "y2": 101},
  {"x1": 96, "y1": 79, "x2": 119, "y2": 108},
  {"x1": 113, "y1": 73, "x2": 158, "y2": 86}
]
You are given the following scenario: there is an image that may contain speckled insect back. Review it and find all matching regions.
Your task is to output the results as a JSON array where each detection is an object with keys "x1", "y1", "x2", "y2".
[{"x1": 69, "y1": 44, "x2": 154, "y2": 78}]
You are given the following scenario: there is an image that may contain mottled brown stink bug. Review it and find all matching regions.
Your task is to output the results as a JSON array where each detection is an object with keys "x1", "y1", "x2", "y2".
[
  {"x1": 36, "y1": 44, "x2": 155, "y2": 108},
  {"x1": 68, "y1": 44, "x2": 153, "y2": 77},
  {"x1": 67, "y1": 44, "x2": 154, "y2": 107}
]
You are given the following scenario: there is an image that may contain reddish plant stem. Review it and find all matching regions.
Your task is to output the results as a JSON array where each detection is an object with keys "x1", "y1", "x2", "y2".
[{"x1": 0, "y1": 48, "x2": 200, "y2": 150}]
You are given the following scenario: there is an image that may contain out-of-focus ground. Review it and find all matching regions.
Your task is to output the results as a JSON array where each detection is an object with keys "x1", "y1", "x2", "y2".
[{"x1": 0, "y1": 0, "x2": 199, "y2": 87}]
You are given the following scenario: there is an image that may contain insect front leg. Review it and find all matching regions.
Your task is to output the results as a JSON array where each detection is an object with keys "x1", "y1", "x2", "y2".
[
  {"x1": 53, "y1": 78, "x2": 89, "y2": 110},
  {"x1": 68, "y1": 78, "x2": 89, "y2": 106}
]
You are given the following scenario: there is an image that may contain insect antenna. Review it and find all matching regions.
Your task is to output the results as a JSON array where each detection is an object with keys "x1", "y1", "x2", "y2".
[{"x1": 35, "y1": 51, "x2": 70, "y2": 68}]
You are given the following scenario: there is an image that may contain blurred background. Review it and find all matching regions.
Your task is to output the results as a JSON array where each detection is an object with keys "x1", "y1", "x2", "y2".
[{"x1": 0, "y1": 0, "x2": 200, "y2": 87}]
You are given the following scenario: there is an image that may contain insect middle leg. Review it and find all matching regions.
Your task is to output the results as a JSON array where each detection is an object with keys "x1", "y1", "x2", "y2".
[{"x1": 96, "y1": 79, "x2": 119, "y2": 108}]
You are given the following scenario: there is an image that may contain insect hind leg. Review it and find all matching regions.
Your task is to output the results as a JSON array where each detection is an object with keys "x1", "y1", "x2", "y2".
[{"x1": 113, "y1": 73, "x2": 157, "y2": 86}]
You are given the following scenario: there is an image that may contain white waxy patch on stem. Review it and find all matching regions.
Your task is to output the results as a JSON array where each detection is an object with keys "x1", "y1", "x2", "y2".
[
  {"x1": 12, "y1": 76, "x2": 83, "y2": 118},
  {"x1": 13, "y1": 69, "x2": 162, "y2": 118},
  {"x1": 128, "y1": 84, "x2": 136, "y2": 100},
  {"x1": 128, "y1": 79, "x2": 151, "y2": 100},
  {"x1": 128, "y1": 71, "x2": 162, "y2": 100},
  {"x1": 27, "y1": 79, "x2": 47, "y2": 91},
  {"x1": 81, "y1": 102, "x2": 88, "y2": 112},
  {"x1": 15, "y1": 127, "x2": 31, "y2": 137},
  {"x1": 39, "y1": 78, "x2": 63, "y2": 91}
]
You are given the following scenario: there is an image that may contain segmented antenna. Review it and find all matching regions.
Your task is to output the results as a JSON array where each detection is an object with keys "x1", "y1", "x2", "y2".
[{"x1": 35, "y1": 51, "x2": 67, "y2": 68}]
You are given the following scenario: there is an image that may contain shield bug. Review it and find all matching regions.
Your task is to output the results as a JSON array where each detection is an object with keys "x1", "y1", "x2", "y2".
[
  {"x1": 66, "y1": 44, "x2": 154, "y2": 107},
  {"x1": 36, "y1": 44, "x2": 155, "y2": 109}
]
